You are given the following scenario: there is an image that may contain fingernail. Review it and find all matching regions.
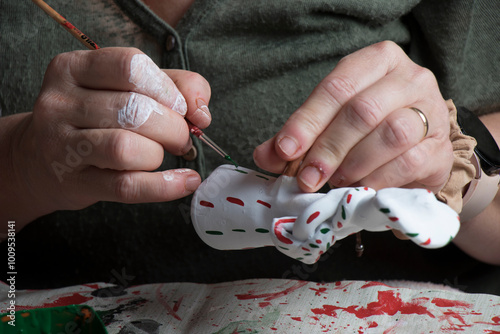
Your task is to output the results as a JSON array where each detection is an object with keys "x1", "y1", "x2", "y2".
[
  {"x1": 278, "y1": 136, "x2": 299, "y2": 157},
  {"x1": 299, "y1": 165, "x2": 323, "y2": 189},
  {"x1": 195, "y1": 98, "x2": 211, "y2": 123},
  {"x1": 172, "y1": 93, "x2": 188, "y2": 116},
  {"x1": 185, "y1": 175, "x2": 200, "y2": 192},
  {"x1": 182, "y1": 146, "x2": 198, "y2": 161}
]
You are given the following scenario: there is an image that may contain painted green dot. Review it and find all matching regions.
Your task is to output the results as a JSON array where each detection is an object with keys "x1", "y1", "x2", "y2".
[
  {"x1": 256, "y1": 175, "x2": 270, "y2": 180},
  {"x1": 279, "y1": 246, "x2": 289, "y2": 250},
  {"x1": 233, "y1": 169, "x2": 248, "y2": 174},
  {"x1": 406, "y1": 233, "x2": 419, "y2": 237},
  {"x1": 232, "y1": 229, "x2": 246, "y2": 232},
  {"x1": 309, "y1": 244, "x2": 320, "y2": 249},
  {"x1": 255, "y1": 228, "x2": 270, "y2": 233},
  {"x1": 206, "y1": 230, "x2": 223, "y2": 235},
  {"x1": 341, "y1": 205, "x2": 346, "y2": 220},
  {"x1": 380, "y1": 208, "x2": 390, "y2": 214},
  {"x1": 320, "y1": 228, "x2": 330, "y2": 234},
  {"x1": 296, "y1": 257, "x2": 304, "y2": 261},
  {"x1": 327, "y1": 242, "x2": 331, "y2": 249},
  {"x1": 303, "y1": 253, "x2": 312, "y2": 256}
]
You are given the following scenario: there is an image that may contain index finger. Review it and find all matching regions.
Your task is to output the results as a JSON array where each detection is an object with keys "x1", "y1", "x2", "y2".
[
  {"x1": 49, "y1": 47, "x2": 188, "y2": 116},
  {"x1": 272, "y1": 41, "x2": 405, "y2": 162}
]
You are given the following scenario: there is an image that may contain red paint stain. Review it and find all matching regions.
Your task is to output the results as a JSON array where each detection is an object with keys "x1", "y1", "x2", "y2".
[
  {"x1": 310, "y1": 287, "x2": 328, "y2": 296},
  {"x1": 347, "y1": 194, "x2": 352, "y2": 203},
  {"x1": 200, "y1": 200, "x2": 215, "y2": 208},
  {"x1": 17, "y1": 293, "x2": 93, "y2": 310},
  {"x1": 307, "y1": 211, "x2": 320, "y2": 224},
  {"x1": 259, "y1": 302, "x2": 271, "y2": 307},
  {"x1": 83, "y1": 283, "x2": 100, "y2": 289},
  {"x1": 337, "y1": 222, "x2": 343, "y2": 228},
  {"x1": 235, "y1": 281, "x2": 308, "y2": 302},
  {"x1": 256, "y1": 200, "x2": 271, "y2": 208},
  {"x1": 311, "y1": 290, "x2": 434, "y2": 319},
  {"x1": 431, "y1": 298, "x2": 472, "y2": 308},
  {"x1": 291, "y1": 317, "x2": 302, "y2": 321},
  {"x1": 368, "y1": 321, "x2": 378, "y2": 328},
  {"x1": 155, "y1": 285, "x2": 182, "y2": 321},
  {"x1": 274, "y1": 218, "x2": 295, "y2": 245},
  {"x1": 131, "y1": 290, "x2": 141, "y2": 295},
  {"x1": 227, "y1": 197, "x2": 244, "y2": 206}
]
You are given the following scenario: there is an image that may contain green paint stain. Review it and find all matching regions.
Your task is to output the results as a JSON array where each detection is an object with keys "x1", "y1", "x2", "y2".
[
  {"x1": 327, "y1": 242, "x2": 331, "y2": 249},
  {"x1": 255, "y1": 228, "x2": 270, "y2": 233},
  {"x1": 279, "y1": 246, "x2": 289, "y2": 250},
  {"x1": 406, "y1": 233, "x2": 419, "y2": 237},
  {"x1": 233, "y1": 169, "x2": 248, "y2": 174},
  {"x1": 232, "y1": 229, "x2": 246, "y2": 232},
  {"x1": 380, "y1": 208, "x2": 391, "y2": 214},
  {"x1": 224, "y1": 155, "x2": 239, "y2": 168},
  {"x1": 341, "y1": 205, "x2": 346, "y2": 220},
  {"x1": 309, "y1": 244, "x2": 319, "y2": 249},
  {"x1": 320, "y1": 228, "x2": 330, "y2": 234},
  {"x1": 206, "y1": 230, "x2": 223, "y2": 235},
  {"x1": 256, "y1": 175, "x2": 270, "y2": 180}
]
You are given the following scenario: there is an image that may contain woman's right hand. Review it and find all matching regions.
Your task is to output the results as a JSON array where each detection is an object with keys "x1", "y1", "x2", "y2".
[{"x1": 1, "y1": 47, "x2": 211, "y2": 227}]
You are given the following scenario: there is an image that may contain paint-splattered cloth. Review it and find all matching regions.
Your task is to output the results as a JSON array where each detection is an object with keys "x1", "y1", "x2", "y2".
[
  {"x1": 1, "y1": 278, "x2": 500, "y2": 333},
  {"x1": 1, "y1": 0, "x2": 500, "y2": 293}
]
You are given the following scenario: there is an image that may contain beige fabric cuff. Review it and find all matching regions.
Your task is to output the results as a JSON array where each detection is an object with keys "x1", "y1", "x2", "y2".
[{"x1": 435, "y1": 100, "x2": 477, "y2": 213}]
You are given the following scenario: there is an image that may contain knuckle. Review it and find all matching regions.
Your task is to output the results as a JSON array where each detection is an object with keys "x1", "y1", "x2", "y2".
[
  {"x1": 319, "y1": 74, "x2": 359, "y2": 107},
  {"x1": 312, "y1": 138, "x2": 344, "y2": 165},
  {"x1": 346, "y1": 96, "x2": 383, "y2": 131},
  {"x1": 107, "y1": 131, "x2": 134, "y2": 166},
  {"x1": 396, "y1": 146, "x2": 425, "y2": 179},
  {"x1": 288, "y1": 107, "x2": 328, "y2": 136},
  {"x1": 114, "y1": 173, "x2": 138, "y2": 202},
  {"x1": 373, "y1": 40, "x2": 401, "y2": 54},
  {"x1": 411, "y1": 66, "x2": 437, "y2": 86},
  {"x1": 381, "y1": 116, "x2": 413, "y2": 149}
]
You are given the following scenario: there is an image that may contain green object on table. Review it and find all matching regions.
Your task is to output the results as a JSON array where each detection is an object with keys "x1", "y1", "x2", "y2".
[{"x1": 0, "y1": 304, "x2": 107, "y2": 334}]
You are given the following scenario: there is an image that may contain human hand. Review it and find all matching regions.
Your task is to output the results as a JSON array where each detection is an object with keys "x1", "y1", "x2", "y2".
[
  {"x1": 10, "y1": 47, "x2": 211, "y2": 217},
  {"x1": 254, "y1": 41, "x2": 453, "y2": 194}
]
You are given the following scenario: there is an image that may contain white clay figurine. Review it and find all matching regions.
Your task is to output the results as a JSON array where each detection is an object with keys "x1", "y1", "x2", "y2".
[{"x1": 191, "y1": 165, "x2": 460, "y2": 264}]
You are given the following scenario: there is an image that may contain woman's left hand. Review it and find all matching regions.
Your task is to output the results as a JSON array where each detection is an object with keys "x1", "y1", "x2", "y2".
[{"x1": 254, "y1": 41, "x2": 453, "y2": 193}]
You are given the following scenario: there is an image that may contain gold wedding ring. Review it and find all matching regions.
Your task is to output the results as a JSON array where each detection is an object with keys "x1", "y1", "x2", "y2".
[{"x1": 410, "y1": 107, "x2": 429, "y2": 138}]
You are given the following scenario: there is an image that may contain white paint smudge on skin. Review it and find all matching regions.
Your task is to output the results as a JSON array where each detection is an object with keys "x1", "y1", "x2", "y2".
[
  {"x1": 117, "y1": 93, "x2": 162, "y2": 129},
  {"x1": 162, "y1": 169, "x2": 194, "y2": 182},
  {"x1": 129, "y1": 54, "x2": 187, "y2": 116}
]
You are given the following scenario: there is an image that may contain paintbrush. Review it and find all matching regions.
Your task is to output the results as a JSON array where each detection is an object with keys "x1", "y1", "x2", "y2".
[{"x1": 32, "y1": 0, "x2": 238, "y2": 168}]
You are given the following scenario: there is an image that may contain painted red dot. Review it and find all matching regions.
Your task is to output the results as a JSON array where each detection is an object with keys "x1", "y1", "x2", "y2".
[
  {"x1": 389, "y1": 217, "x2": 399, "y2": 222},
  {"x1": 316, "y1": 239, "x2": 322, "y2": 244},
  {"x1": 347, "y1": 194, "x2": 352, "y2": 204},
  {"x1": 302, "y1": 247, "x2": 310, "y2": 252},
  {"x1": 256, "y1": 200, "x2": 271, "y2": 208},
  {"x1": 227, "y1": 197, "x2": 244, "y2": 206},
  {"x1": 420, "y1": 238, "x2": 431, "y2": 246},
  {"x1": 364, "y1": 187, "x2": 369, "y2": 191},
  {"x1": 200, "y1": 201, "x2": 214, "y2": 208},
  {"x1": 307, "y1": 211, "x2": 320, "y2": 224},
  {"x1": 337, "y1": 222, "x2": 343, "y2": 228}
]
